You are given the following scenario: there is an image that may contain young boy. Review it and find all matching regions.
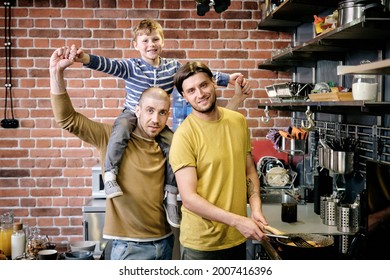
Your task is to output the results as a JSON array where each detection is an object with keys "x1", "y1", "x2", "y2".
[{"x1": 73, "y1": 19, "x2": 247, "y2": 228}]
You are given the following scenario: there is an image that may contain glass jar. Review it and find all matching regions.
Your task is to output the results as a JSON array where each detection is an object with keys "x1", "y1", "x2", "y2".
[
  {"x1": 0, "y1": 210, "x2": 14, "y2": 258},
  {"x1": 26, "y1": 226, "x2": 48, "y2": 259},
  {"x1": 352, "y1": 74, "x2": 378, "y2": 101},
  {"x1": 352, "y1": 60, "x2": 378, "y2": 101}
]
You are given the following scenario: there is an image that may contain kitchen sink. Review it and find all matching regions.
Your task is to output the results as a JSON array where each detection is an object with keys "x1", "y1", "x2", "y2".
[{"x1": 260, "y1": 189, "x2": 299, "y2": 204}]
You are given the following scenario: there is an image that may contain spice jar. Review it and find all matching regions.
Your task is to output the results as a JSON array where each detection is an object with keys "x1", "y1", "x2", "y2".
[{"x1": 26, "y1": 226, "x2": 48, "y2": 259}]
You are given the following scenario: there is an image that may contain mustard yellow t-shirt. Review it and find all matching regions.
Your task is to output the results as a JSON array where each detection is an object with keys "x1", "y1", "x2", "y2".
[{"x1": 170, "y1": 107, "x2": 251, "y2": 251}]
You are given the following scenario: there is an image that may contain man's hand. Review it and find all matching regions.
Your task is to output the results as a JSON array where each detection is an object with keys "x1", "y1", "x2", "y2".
[
  {"x1": 234, "y1": 75, "x2": 252, "y2": 100},
  {"x1": 50, "y1": 46, "x2": 77, "y2": 94},
  {"x1": 50, "y1": 46, "x2": 77, "y2": 72},
  {"x1": 228, "y1": 73, "x2": 244, "y2": 86},
  {"x1": 225, "y1": 74, "x2": 252, "y2": 110},
  {"x1": 234, "y1": 215, "x2": 269, "y2": 242}
]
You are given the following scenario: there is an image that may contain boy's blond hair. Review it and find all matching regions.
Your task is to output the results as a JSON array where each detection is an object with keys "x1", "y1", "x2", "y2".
[{"x1": 132, "y1": 19, "x2": 164, "y2": 41}]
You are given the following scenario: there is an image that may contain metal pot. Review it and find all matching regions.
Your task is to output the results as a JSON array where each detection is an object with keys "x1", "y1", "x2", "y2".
[
  {"x1": 337, "y1": 0, "x2": 365, "y2": 26},
  {"x1": 338, "y1": 0, "x2": 384, "y2": 26}
]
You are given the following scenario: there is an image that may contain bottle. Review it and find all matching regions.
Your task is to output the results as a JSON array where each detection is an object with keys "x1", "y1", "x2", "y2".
[
  {"x1": 172, "y1": 89, "x2": 192, "y2": 131},
  {"x1": 11, "y1": 222, "x2": 26, "y2": 259},
  {"x1": 0, "y1": 210, "x2": 14, "y2": 259}
]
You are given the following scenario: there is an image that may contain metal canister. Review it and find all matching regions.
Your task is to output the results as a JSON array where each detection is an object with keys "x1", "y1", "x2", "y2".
[
  {"x1": 323, "y1": 197, "x2": 340, "y2": 226},
  {"x1": 336, "y1": 203, "x2": 360, "y2": 233}
]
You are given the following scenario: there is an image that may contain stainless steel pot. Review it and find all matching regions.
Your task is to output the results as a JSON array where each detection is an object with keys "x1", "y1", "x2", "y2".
[
  {"x1": 338, "y1": 0, "x2": 365, "y2": 26},
  {"x1": 338, "y1": 0, "x2": 384, "y2": 26}
]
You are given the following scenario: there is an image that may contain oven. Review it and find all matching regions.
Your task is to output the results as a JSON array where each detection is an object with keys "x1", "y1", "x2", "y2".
[
  {"x1": 84, "y1": 165, "x2": 182, "y2": 259},
  {"x1": 82, "y1": 166, "x2": 107, "y2": 256},
  {"x1": 82, "y1": 198, "x2": 108, "y2": 256}
]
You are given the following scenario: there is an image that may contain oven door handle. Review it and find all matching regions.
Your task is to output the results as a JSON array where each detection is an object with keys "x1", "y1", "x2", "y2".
[{"x1": 83, "y1": 219, "x2": 89, "y2": 240}]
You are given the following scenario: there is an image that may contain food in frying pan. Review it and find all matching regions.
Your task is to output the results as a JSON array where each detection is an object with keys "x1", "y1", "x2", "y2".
[{"x1": 286, "y1": 240, "x2": 323, "y2": 247}]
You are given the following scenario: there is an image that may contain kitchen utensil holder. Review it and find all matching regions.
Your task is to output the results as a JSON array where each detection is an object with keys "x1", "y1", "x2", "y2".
[
  {"x1": 336, "y1": 203, "x2": 360, "y2": 233},
  {"x1": 318, "y1": 147, "x2": 354, "y2": 174},
  {"x1": 320, "y1": 196, "x2": 329, "y2": 220},
  {"x1": 323, "y1": 197, "x2": 340, "y2": 226},
  {"x1": 338, "y1": 234, "x2": 351, "y2": 254},
  {"x1": 281, "y1": 138, "x2": 306, "y2": 154}
]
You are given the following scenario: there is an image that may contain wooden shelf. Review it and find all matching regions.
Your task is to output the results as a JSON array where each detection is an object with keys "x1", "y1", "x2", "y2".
[
  {"x1": 337, "y1": 59, "x2": 390, "y2": 75},
  {"x1": 258, "y1": 0, "x2": 339, "y2": 32},
  {"x1": 259, "y1": 17, "x2": 390, "y2": 72},
  {"x1": 258, "y1": 101, "x2": 390, "y2": 116}
]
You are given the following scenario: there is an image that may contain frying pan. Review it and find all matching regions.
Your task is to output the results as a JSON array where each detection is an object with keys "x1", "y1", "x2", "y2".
[{"x1": 264, "y1": 225, "x2": 336, "y2": 260}]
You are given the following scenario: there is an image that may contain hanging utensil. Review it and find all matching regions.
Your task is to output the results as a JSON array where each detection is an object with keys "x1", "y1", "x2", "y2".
[{"x1": 301, "y1": 106, "x2": 315, "y2": 131}]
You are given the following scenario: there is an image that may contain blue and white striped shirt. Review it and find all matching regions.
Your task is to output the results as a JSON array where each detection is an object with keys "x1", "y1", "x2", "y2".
[{"x1": 86, "y1": 54, "x2": 230, "y2": 112}]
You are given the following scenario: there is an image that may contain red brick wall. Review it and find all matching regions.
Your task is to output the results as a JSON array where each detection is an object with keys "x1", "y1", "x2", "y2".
[{"x1": 0, "y1": 0, "x2": 291, "y2": 242}]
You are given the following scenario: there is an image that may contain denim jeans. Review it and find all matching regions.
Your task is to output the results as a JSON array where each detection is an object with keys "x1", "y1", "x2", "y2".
[
  {"x1": 110, "y1": 234, "x2": 174, "y2": 260},
  {"x1": 104, "y1": 109, "x2": 137, "y2": 175}
]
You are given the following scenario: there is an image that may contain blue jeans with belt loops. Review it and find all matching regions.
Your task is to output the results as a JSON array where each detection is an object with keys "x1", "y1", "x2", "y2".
[{"x1": 110, "y1": 234, "x2": 174, "y2": 260}]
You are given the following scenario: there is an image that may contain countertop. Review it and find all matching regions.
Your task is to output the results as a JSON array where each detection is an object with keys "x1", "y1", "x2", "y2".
[
  {"x1": 86, "y1": 199, "x2": 344, "y2": 235},
  {"x1": 83, "y1": 198, "x2": 107, "y2": 212},
  {"x1": 261, "y1": 203, "x2": 343, "y2": 235}
]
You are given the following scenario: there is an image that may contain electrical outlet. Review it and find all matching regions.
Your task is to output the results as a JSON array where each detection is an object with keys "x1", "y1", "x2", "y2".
[
  {"x1": 1, "y1": 118, "x2": 19, "y2": 129},
  {"x1": 3, "y1": 1, "x2": 16, "y2": 7}
]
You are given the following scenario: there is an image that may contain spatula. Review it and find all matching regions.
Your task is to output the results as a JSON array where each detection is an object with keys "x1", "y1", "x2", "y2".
[{"x1": 288, "y1": 236, "x2": 314, "y2": 248}]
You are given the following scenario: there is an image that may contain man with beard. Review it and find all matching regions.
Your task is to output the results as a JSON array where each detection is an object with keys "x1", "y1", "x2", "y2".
[{"x1": 169, "y1": 61, "x2": 269, "y2": 260}]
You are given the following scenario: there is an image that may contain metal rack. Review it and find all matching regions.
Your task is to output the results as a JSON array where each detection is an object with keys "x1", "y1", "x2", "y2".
[{"x1": 292, "y1": 117, "x2": 390, "y2": 174}]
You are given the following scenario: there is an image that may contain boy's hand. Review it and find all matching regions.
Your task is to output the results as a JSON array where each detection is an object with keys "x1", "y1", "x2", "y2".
[{"x1": 71, "y1": 44, "x2": 90, "y2": 64}]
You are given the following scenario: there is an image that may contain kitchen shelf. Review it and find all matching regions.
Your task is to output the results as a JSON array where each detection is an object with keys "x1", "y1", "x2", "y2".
[
  {"x1": 337, "y1": 58, "x2": 390, "y2": 75},
  {"x1": 258, "y1": 0, "x2": 339, "y2": 32},
  {"x1": 259, "y1": 17, "x2": 390, "y2": 72},
  {"x1": 258, "y1": 101, "x2": 390, "y2": 116}
]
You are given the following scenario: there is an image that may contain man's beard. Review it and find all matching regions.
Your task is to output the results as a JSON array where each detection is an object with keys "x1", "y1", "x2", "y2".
[{"x1": 192, "y1": 95, "x2": 216, "y2": 114}]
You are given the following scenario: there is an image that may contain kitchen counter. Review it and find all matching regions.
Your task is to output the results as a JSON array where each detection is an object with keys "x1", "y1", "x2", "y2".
[
  {"x1": 83, "y1": 198, "x2": 106, "y2": 212},
  {"x1": 261, "y1": 203, "x2": 344, "y2": 235}
]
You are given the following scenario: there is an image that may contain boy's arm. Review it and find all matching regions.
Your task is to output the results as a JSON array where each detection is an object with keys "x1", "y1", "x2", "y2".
[{"x1": 72, "y1": 44, "x2": 130, "y2": 78}]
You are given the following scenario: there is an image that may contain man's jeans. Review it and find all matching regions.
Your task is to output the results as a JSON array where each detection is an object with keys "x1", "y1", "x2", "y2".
[{"x1": 110, "y1": 234, "x2": 174, "y2": 260}]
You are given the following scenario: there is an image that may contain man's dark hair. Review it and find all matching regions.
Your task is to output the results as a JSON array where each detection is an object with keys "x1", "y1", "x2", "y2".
[{"x1": 174, "y1": 61, "x2": 213, "y2": 96}]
